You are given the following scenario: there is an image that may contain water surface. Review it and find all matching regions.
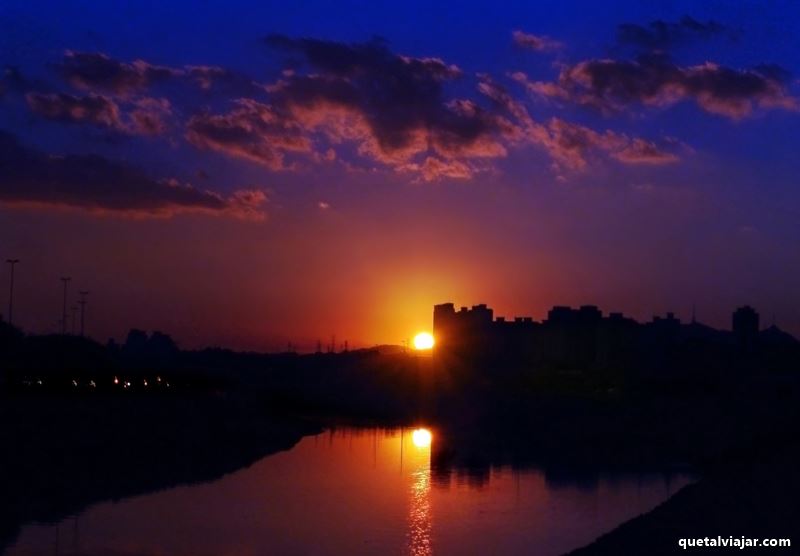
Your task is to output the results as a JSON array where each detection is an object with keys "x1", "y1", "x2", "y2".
[{"x1": 6, "y1": 427, "x2": 692, "y2": 556}]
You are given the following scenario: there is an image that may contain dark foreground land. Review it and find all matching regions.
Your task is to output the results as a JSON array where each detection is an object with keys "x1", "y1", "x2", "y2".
[
  {"x1": 568, "y1": 449, "x2": 800, "y2": 555},
  {"x1": 1, "y1": 330, "x2": 799, "y2": 554},
  {"x1": 0, "y1": 393, "x2": 320, "y2": 553}
]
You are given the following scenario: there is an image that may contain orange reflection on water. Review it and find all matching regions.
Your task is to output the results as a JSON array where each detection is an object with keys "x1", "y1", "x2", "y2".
[
  {"x1": 406, "y1": 428, "x2": 432, "y2": 556},
  {"x1": 6, "y1": 426, "x2": 697, "y2": 556}
]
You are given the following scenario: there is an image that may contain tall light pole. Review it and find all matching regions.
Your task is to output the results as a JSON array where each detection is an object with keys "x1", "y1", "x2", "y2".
[
  {"x1": 6, "y1": 259, "x2": 19, "y2": 326},
  {"x1": 78, "y1": 291, "x2": 89, "y2": 337},
  {"x1": 60, "y1": 277, "x2": 71, "y2": 335}
]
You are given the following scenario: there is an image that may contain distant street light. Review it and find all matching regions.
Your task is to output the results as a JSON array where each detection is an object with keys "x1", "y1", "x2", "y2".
[
  {"x1": 60, "y1": 277, "x2": 71, "y2": 335},
  {"x1": 5, "y1": 259, "x2": 19, "y2": 326}
]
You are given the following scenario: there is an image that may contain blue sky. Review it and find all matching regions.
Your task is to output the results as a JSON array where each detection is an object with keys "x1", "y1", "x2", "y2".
[{"x1": 1, "y1": 0, "x2": 799, "y2": 349}]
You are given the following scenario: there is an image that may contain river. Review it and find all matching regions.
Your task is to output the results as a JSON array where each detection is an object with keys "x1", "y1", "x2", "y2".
[{"x1": 5, "y1": 426, "x2": 693, "y2": 556}]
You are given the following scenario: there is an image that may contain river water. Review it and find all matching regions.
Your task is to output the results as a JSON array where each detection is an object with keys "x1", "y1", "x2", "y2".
[{"x1": 6, "y1": 427, "x2": 693, "y2": 556}]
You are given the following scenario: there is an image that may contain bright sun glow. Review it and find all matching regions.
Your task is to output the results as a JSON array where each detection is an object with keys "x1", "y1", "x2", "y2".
[
  {"x1": 413, "y1": 332, "x2": 435, "y2": 350},
  {"x1": 412, "y1": 428, "x2": 432, "y2": 448}
]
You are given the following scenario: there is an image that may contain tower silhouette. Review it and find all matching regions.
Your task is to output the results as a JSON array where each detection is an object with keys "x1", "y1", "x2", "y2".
[{"x1": 78, "y1": 291, "x2": 89, "y2": 337}]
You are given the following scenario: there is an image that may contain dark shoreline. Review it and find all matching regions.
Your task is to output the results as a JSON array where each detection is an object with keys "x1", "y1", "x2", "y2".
[
  {"x1": 0, "y1": 394, "x2": 322, "y2": 554},
  {"x1": 566, "y1": 447, "x2": 800, "y2": 555}
]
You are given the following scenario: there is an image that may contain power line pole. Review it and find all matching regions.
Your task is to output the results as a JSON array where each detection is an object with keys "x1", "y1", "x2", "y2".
[
  {"x1": 5, "y1": 259, "x2": 19, "y2": 326},
  {"x1": 60, "y1": 277, "x2": 71, "y2": 335},
  {"x1": 78, "y1": 291, "x2": 89, "y2": 337}
]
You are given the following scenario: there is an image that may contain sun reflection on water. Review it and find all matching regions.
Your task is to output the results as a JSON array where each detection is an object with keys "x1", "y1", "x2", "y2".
[{"x1": 406, "y1": 428, "x2": 432, "y2": 556}]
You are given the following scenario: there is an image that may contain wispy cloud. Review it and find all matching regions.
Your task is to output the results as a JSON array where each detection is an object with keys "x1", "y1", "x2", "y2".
[
  {"x1": 616, "y1": 15, "x2": 740, "y2": 50},
  {"x1": 512, "y1": 30, "x2": 562, "y2": 52},
  {"x1": 478, "y1": 77, "x2": 680, "y2": 171}
]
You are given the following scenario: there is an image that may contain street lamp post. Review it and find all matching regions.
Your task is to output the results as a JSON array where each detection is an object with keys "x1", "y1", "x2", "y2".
[
  {"x1": 78, "y1": 291, "x2": 89, "y2": 337},
  {"x1": 60, "y1": 277, "x2": 71, "y2": 335},
  {"x1": 5, "y1": 259, "x2": 19, "y2": 326}
]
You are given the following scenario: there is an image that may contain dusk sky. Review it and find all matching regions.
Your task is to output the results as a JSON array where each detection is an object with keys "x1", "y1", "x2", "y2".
[{"x1": 1, "y1": 0, "x2": 799, "y2": 350}]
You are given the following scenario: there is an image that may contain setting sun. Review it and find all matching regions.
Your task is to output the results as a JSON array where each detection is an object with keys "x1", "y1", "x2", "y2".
[
  {"x1": 413, "y1": 332, "x2": 435, "y2": 350},
  {"x1": 411, "y1": 428, "x2": 432, "y2": 448}
]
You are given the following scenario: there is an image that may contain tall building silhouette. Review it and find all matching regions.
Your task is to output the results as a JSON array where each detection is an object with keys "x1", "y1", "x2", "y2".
[{"x1": 733, "y1": 305, "x2": 760, "y2": 352}]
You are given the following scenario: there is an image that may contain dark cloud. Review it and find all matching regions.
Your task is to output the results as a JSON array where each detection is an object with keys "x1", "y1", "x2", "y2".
[
  {"x1": 518, "y1": 53, "x2": 797, "y2": 119},
  {"x1": 56, "y1": 51, "x2": 251, "y2": 97},
  {"x1": 617, "y1": 16, "x2": 739, "y2": 50},
  {"x1": 264, "y1": 35, "x2": 498, "y2": 159},
  {"x1": 58, "y1": 51, "x2": 179, "y2": 95},
  {"x1": 29, "y1": 39, "x2": 690, "y2": 181},
  {"x1": 26, "y1": 92, "x2": 172, "y2": 135},
  {"x1": 0, "y1": 131, "x2": 266, "y2": 218},
  {"x1": 186, "y1": 36, "x2": 516, "y2": 179},
  {"x1": 187, "y1": 41, "x2": 679, "y2": 180},
  {"x1": 191, "y1": 35, "x2": 512, "y2": 179},
  {"x1": 26, "y1": 92, "x2": 125, "y2": 130},
  {"x1": 264, "y1": 35, "x2": 462, "y2": 80},
  {"x1": 23, "y1": 42, "x2": 515, "y2": 180},
  {"x1": 186, "y1": 99, "x2": 311, "y2": 170}
]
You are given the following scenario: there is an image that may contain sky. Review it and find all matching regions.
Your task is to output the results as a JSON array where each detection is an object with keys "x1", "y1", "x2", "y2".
[{"x1": 1, "y1": 0, "x2": 799, "y2": 350}]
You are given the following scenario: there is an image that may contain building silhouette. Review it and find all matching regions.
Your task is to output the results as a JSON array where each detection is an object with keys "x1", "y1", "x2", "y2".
[
  {"x1": 433, "y1": 301, "x2": 799, "y2": 376},
  {"x1": 733, "y1": 305, "x2": 760, "y2": 353}
]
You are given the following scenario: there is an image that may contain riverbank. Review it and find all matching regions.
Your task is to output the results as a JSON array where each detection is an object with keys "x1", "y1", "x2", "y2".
[
  {"x1": 558, "y1": 379, "x2": 800, "y2": 555},
  {"x1": 566, "y1": 444, "x2": 800, "y2": 555},
  {"x1": 0, "y1": 393, "x2": 321, "y2": 553}
]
